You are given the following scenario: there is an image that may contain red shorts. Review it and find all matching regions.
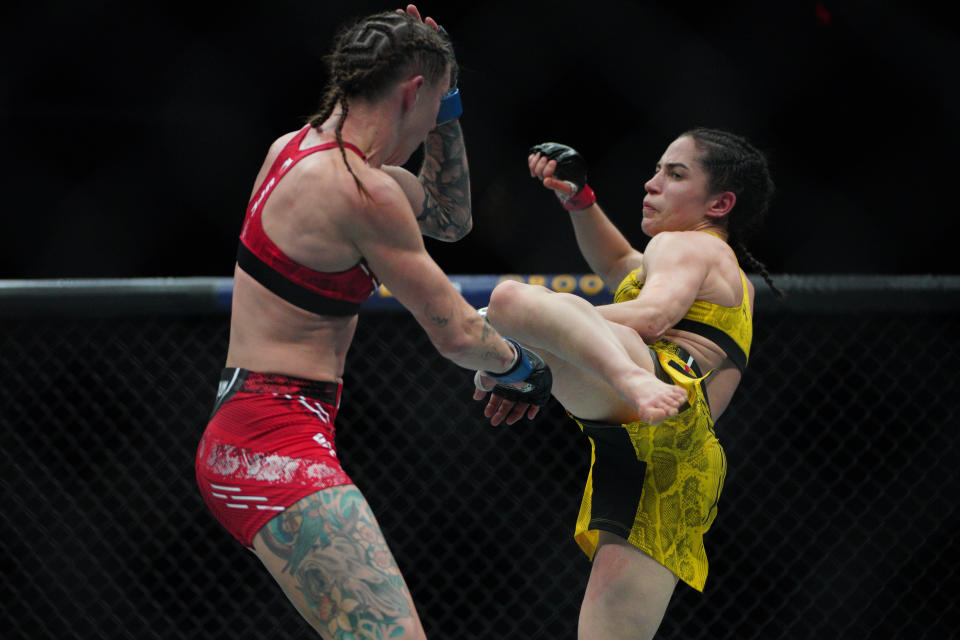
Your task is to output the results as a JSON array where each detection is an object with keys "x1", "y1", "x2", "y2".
[{"x1": 195, "y1": 368, "x2": 353, "y2": 548}]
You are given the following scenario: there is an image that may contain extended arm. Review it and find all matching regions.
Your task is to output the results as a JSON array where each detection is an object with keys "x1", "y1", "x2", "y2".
[{"x1": 351, "y1": 171, "x2": 508, "y2": 372}]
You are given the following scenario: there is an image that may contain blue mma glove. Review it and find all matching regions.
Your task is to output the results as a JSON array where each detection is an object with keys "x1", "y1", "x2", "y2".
[
  {"x1": 481, "y1": 338, "x2": 553, "y2": 407},
  {"x1": 436, "y1": 25, "x2": 462, "y2": 125},
  {"x1": 437, "y1": 88, "x2": 462, "y2": 125}
]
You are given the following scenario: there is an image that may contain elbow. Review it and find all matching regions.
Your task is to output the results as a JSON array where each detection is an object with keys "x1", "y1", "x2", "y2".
[
  {"x1": 629, "y1": 313, "x2": 672, "y2": 343},
  {"x1": 438, "y1": 208, "x2": 473, "y2": 242},
  {"x1": 645, "y1": 325, "x2": 669, "y2": 342},
  {"x1": 452, "y1": 213, "x2": 473, "y2": 240},
  {"x1": 651, "y1": 315, "x2": 681, "y2": 342}
]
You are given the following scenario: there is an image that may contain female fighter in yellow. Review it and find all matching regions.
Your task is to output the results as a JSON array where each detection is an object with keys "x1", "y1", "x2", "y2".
[{"x1": 474, "y1": 129, "x2": 780, "y2": 640}]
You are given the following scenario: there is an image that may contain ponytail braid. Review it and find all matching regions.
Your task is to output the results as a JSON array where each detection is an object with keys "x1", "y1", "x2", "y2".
[
  {"x1": 305, "y1": 86, "x2": 366, "y2": 195},
  {"x1": 735, "y1": 241, "x2": 785, "y2": 299}
]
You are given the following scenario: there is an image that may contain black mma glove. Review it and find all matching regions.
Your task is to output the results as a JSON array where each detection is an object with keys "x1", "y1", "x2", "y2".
[
  {"x1": 529, "y1": 142, "x2": 597, "y2": 211},
  {"x1": 480, "y1": 338, "x2": 553, "y2": 407}
]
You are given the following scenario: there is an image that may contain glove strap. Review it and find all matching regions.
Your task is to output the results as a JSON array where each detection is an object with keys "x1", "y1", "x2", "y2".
[
  {"x1": 562, "y1": 184, "x2": 596, "y2": 211},
  {"x1": 436, "y1": 88, "x2": 462, "y2": 125},
  {"x1": 484, "y1": 338, "x2": 532, "y2": 383}
]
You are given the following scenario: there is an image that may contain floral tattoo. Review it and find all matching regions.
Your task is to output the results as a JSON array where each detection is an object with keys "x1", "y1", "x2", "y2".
[{"x1": 259, "y1": 488, "x2": 415, "y2": 639}]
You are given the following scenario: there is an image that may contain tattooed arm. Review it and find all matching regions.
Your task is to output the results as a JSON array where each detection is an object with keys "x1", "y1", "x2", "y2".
[
  {"x1": 349, "y1": 162, "x2": 514, "y2": 374},
  {"x1": 381, "y1": 120, "x2": 472, "y2": 242}
]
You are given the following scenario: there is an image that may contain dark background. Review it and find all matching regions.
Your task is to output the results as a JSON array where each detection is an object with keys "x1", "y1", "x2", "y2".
[{"x1": 2, "y1": 0, "x2": 957, "y2": 280}]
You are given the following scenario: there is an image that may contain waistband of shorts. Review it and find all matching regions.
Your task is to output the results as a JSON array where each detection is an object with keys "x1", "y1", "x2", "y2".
[
  {"x1": 650, "y1": 340, "x2": 703, "y2": 379},
  {"x1": 221, "y1": 368, "x2": 341, "y2": 405}
]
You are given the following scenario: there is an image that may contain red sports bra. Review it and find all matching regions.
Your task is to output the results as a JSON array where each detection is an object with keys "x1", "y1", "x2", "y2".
[{"x1": 237, "y1": 126, "x2": 380, "y2": 315}]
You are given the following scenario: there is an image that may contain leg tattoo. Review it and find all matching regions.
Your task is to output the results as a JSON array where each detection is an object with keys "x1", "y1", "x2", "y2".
[{"x1": 259, "y1": 487, "x2": 415, "y2": 639}]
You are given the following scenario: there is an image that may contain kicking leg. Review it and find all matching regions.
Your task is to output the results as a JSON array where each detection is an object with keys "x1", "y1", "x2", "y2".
[
  {"x1": 252, "y1": 485, "x2": 427, "y2": 640},
  {"x1": 485, "y1": 280, "x2": 686, "y2": 424}
]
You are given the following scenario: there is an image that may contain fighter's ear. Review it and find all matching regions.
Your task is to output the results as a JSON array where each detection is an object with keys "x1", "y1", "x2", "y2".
[
  {"x1": 400, "y1": 75, "x2": 425, "y2": 114},
  {"x1": 707, "y1": 191, "x2": 736, "y2": 219}
]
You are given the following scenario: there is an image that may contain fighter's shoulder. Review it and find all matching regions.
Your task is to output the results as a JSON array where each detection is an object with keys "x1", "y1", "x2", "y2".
[
  {"x1": 333, "y1": 168, "x2": 423, "y2": 245},
  {"x1": 263, "y1": 130, "x2": 301, "y2": 160},
  {"x1": 649, "y1": 231, "x2": 745, "y2": 300},
  {"x1": 355, "y1": 166, "x2": 411, "y2": 210},
  {"x1": 293, "y1": 149, "x2": 403, "y2": 207},
  {"x1": 644, "y1": 231, "x2": 719, "y2": 261}
]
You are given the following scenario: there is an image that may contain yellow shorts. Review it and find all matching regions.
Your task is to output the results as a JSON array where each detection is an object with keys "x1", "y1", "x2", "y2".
[{"x1": 570, "y1": 340, "x2": 727, "y2": 592}]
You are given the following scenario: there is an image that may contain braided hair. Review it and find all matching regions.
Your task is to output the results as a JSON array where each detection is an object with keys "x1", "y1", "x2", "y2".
[
  {"x1": 683, "y1": 127, "x2": 784, "y2": 298},
  {"x1": 307, "y1": 11, "x2": 456, "y2": 194}
]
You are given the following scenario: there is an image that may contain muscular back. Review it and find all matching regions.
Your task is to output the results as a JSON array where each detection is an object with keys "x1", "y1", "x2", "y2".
[{"x1": 226, "y1": 129, "x2": 378, "y2": 382}]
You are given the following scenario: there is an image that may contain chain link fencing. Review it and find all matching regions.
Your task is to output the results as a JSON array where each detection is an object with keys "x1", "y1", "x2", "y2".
[{"x1": 1, "y1": 275, "x2": 957, "y2": 639}]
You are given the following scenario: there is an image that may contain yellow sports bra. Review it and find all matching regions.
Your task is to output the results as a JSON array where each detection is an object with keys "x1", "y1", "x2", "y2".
[{"x1": 614, "y1": 260, "x2": 753, "y2": 372}]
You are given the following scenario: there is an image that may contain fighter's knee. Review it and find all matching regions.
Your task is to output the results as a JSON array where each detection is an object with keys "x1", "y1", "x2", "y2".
[
  {"x1": 489, "y1": 278, "x2": 524, "y2": 303},
  {"x1": 487, "y1": 280, "x2": 535, "y2": 323}
]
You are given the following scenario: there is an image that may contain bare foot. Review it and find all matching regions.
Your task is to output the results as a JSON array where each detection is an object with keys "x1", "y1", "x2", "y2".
[{"x1": 617, "y1": 370, "x2": 688, "y2": 424}]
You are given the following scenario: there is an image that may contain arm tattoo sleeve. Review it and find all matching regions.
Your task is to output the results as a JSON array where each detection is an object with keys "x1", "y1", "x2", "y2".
[{"x1": 417, "y1": 121, "x2": 472, "y2": 241}]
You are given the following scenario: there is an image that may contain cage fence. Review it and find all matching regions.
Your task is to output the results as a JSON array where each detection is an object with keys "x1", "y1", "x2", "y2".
[{"x1": 1, "y1": 275, "x2": 957, "y2": 640}]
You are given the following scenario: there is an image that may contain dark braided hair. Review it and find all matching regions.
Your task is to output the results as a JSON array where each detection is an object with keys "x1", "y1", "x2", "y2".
[
  {"x1": 682, "y1": 127, "x2": 784, "y2": 299},
  {"x1": 307, "y1": 11, "x2": 456, "y2": 194}
]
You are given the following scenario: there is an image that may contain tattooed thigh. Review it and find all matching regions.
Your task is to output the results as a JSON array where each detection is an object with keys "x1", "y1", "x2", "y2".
[{"x1": 252, "y1": 485, "x2": 421, "y2": 639}]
